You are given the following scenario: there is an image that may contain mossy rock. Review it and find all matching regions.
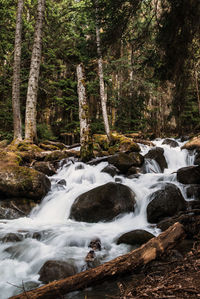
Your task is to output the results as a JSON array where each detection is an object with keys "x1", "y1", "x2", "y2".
[
  {"x1": 182, "y1": 135, "x2": 200, "y2": 151},
  {"x1": 39, "y1": 143, "x2": 60, "y2": 151},
  {"x1": 0, "y1": 165, "x2": 50, "y2": 200},
  {"x1": 111, "y1": 133, "x2": 140, "y2": 153},
  {"x1": 93, "y1": 134, "x2": 109, "y2": 151},
  {"x1": 44, "y1": 150, "x2": 69, "y2": 162}
]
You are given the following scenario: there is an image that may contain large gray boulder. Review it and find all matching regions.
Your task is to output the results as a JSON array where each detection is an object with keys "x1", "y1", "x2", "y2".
[
  {"x1": 177, "y1": 165, "x2": 200, "y2": 184},
  {"x1": 145, "y1": 147, "x2": 168, "y2": 172},
  {"x1": 162, "y1": 138, "x2": 179, "y2": 148},
  {"x1": 39, "y1": 260, "x2": 76, "y2": 284},
  {"x1": 147, "y1": 183, "x2": 187, "y2": 223},
  {"x1": 69, "y1": 182, "x2": 136, "y2": 223}
]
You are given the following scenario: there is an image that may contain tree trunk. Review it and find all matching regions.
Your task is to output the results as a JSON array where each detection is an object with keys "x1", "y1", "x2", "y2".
[
  {"x1": 76, "y1": 64, "x2": 94, "y2": 162},
  {"x1": 12, "y1": 0, "x2": 24, "y2": 141},
  {"x1": 25, "y1": 0, "x2": 45, "y2": 143},
  {"x1": 95, "y1": 2, "x2": 111, "y2": 142},
  {"x1": 194, "y1": 68, "x2": 200, "y2": 115},
  {"x1": 10, "y1": 222, "x2": 185, "y2": 299}
]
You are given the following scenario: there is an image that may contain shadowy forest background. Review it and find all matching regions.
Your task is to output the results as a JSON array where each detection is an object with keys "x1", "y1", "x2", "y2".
[{"x1": 0, "y1": 0, "x2": 200, "y2": 143}]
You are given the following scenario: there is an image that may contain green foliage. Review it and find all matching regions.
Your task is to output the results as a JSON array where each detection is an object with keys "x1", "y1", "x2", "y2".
[{"x1": 37, "y1": 123, "x2": 57, "y2": 142}]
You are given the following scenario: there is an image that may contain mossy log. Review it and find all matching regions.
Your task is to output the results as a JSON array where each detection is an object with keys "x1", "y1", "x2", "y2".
[{"x1": 10, "y1": 222, "x2": 185, "y2": 299}]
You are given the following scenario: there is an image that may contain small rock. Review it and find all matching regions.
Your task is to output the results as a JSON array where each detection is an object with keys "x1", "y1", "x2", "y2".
[
  {"x1": 117, "y1": 229, "x2": 154, "y2": 246},
  {"x1": 39, "y1": 260, "x2": 77, "y2": 284},
  {"x1": 101, "y1": 165, "x2": 119, "y2": 177},
  {"x1": 88, "y1": 238, "x2": 101, "y2": 251},
  {"x1": 162, "y1": 138, "x2": 179, "y2": 147},
  {"x1": 57, "y1": 179, "x2": 66, "y2": 186},
  {"x1": 1, "y1": 233, "x2": 23, "y2": 243}
]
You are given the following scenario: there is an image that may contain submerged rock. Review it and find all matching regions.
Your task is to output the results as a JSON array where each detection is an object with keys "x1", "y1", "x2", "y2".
[
  {"x1": 162, "y1": 138, "x2": 179, "y2": 147},
  {"x1": 0, "y1": 233, "x2": 23, "y2": 243},
  {"x1": 147, "y1": 183, "x2": 187, "y2": 223},
  {"x1": 39, "y1": 260, "x2": 77, "y2": 284},
  {"x1": 117, "y1": 229, "x2": 154, "y2": 246},
  {"x1": 69, "y1": 182, "x2": 136, "y2": 223},
  {"x1": 177, "y1": 165, "x2": 200, "y2": 184},
  {"x1": 145, "y1": 147, "x2": 168, "y2": 172}
]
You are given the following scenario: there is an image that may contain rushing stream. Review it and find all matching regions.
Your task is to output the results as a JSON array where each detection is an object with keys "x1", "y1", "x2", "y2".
[{"x1": 0, "y1": 139, "x2": 196, "y2": 298}]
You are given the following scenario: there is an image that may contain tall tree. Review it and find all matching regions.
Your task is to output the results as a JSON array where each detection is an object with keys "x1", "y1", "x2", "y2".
[
  {"x1": 95, "y1": 0, "x2": 111, "y2": 142},
  {"x1": 12, "y1": 0, "x2": 24, "y2": 141},
  {"x1": 25, "y1": 0, "x2": 45, "y2": 142},
  {"x1": 76, "y1": 63, "x2": 93, "y2": 161}
]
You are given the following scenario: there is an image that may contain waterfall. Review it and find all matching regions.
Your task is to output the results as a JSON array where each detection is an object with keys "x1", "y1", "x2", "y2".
[{"x1": 0, "y1": 139, "x2": 196, "y2": 298}]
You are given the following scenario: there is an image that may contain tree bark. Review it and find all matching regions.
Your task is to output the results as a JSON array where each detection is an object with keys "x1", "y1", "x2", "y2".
[
  {"x1": 95, "y1": 2, "x2": 111, "y2": 142},
  {"x1": 12, "y1": 0, "x2": 24, "y2": 141},
  {"x1": 25, "y1": 0, "x2": 45, "y2": 143},
  {"x1": 10, "y1": 222, "x2": 185, "y2": 299},
  {"x1": 76, "y1": 64, "x2": 94, "y2": 162}
]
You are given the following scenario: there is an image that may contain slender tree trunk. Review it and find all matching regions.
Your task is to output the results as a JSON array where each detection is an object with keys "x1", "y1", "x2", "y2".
[
  {"x1": 194, "y1": 68, "x2": 200, "y2": 115},
  {"x1": 25, "y1": 0, "x2": 45, "y2": 143},
  {"x1": 12, "y1": 0, "x2": 24, "y2": 141},
  {"x1": 95, "y1": 2, "x2": 111, "y2": 142},
  {"x1": 76, "y1": 64, "x2": 94, "y2": 162}
]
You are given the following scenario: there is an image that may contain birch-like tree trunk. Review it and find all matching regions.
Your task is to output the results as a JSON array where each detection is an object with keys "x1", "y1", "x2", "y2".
[
  {"x1": 95, "y1": 2, "x2": 111, "y2": 142},
  {"x1": 25, "y1": 0, "x2": 45, "y2": 143},
  {"x1": 12, "y1": 0, "x2": 24, "y2": 141},
  {"x1": 76, "y1": 64, "x2": 94, "y2": 162}
]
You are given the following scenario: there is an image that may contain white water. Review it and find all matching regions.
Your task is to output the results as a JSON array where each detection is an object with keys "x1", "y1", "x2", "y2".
[{"x1": 0, "y1": 139, "x2": 196, "y2": 298}]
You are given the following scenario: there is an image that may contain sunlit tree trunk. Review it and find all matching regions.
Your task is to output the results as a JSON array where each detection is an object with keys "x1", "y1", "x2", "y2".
[
  {"x1": 12, "y1": 0, "x2": 24, "y2": 141},
  {"x1": 76, "y1": 63, "x2": 94, "y2": 162},
  {"x1": 95, "y1": 1, "x2": 111, "y2": 142},
  {"x1": 25, "y1": 0, "x2": 45, "y2": 143}
]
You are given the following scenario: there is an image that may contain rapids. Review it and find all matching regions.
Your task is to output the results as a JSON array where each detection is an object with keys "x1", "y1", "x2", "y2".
[{"x1": 0, "y1": 139, "x2": 196, "y2": 298}]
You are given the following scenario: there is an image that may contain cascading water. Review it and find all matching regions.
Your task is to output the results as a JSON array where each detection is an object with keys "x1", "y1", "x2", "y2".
[{"x1": 0, "y1": 139, "x2": 196, "y2": 298}]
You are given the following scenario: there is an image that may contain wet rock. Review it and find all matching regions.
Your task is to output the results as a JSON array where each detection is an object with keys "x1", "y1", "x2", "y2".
[
  {"x1": 180, "y1": 136, "x2": 190, "y2": 142},
  {"x1": 185, "y1": 184, "x2": 200, "y2": 200},
  {"x1": 23, "y1": 281, "x2": 40, "y2": 291},
  {"x1": 0, "y1": 233, "x2": 23, "y2": 243},
  {"x1": 57, "y1": 179, "x2": 66, "y2": 186},
  {"x1": 75, "y1": 164, "x2": 84, "y2": 170},
  {"x1": 101, "y1": 164, "x2": 120, "y2": 177},
  {"x1": 147, "y1": 183, "x2": 187, "y2": 223},
  {"x1": 188, "y1": 200, "x2": 200, "y2": 210},
  {"x1": 177, "y1": 165, "x2": 200, "y2": 184},
  {"x1": 39, "y1": 260, "x2": 77, "y2": 284},
  {"x1": 162, "y1": 138, "x2": 179, "y2": 147},
  {"x1": 145, "y1": 147, "x2": 168, "y2": 172},
  {"x1": 32, "y1": 161, "x2": 56, "y2": 176},
  {"x1": 0, "y1": 207, "x2": 21, "y2": 219},
  {"x1": 108, "y1": 153, "x2": 135, "y2": 174},
  {"x1": 69, "y1": 182, "x2": 136, "y2": 223},
  {"x1": 0, "y1": 166, "x2": 51, "y2": 201},
  {"x1": 128, "y1": 152, "x2": 144, "y2": 167},
  {"x1": 84, "y1": 250, "x2": 100, "y2": 269},
  {"x1": 115, "y1": 177, "x2": 122, "y2": 183},
  {"x1": 88, "y1": 238, "x2": 101, "y2": 251},
  {"x1": 127, "y1": 174, "x2": 140, "y2": 179},
  {"x1": 117, "y1": 229, "x2": 154, "y2": 246},
  {"x1": 194, "y1": 152, "x2": 200, "y2": 165},
  {"x1": 127, "y1": 166, "x2": 140, "y2": 176}
]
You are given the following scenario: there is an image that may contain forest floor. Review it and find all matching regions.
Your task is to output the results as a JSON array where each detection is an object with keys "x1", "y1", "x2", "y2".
[{"x1": 117, "y1": 240, "x2": 200, "y2": 299}]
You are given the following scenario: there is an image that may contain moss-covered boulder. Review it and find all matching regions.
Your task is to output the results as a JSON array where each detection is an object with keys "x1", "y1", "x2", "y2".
[
  {"x1": 0, "y1": 165, "x2": 50, "y2": 200},
  {"x1": 182, "y1": 135, "x2": 200, "y2": 151}
]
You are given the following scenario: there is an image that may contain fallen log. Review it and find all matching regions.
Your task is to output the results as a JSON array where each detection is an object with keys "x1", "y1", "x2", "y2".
[{"x1": 10, "y1": 222, "x2": 185, "y2": 299}]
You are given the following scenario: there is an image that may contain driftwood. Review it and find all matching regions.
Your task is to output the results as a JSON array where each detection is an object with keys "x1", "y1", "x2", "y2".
[{"x1": 10, "y1": 222, "x2": 185, "y2": 299}]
